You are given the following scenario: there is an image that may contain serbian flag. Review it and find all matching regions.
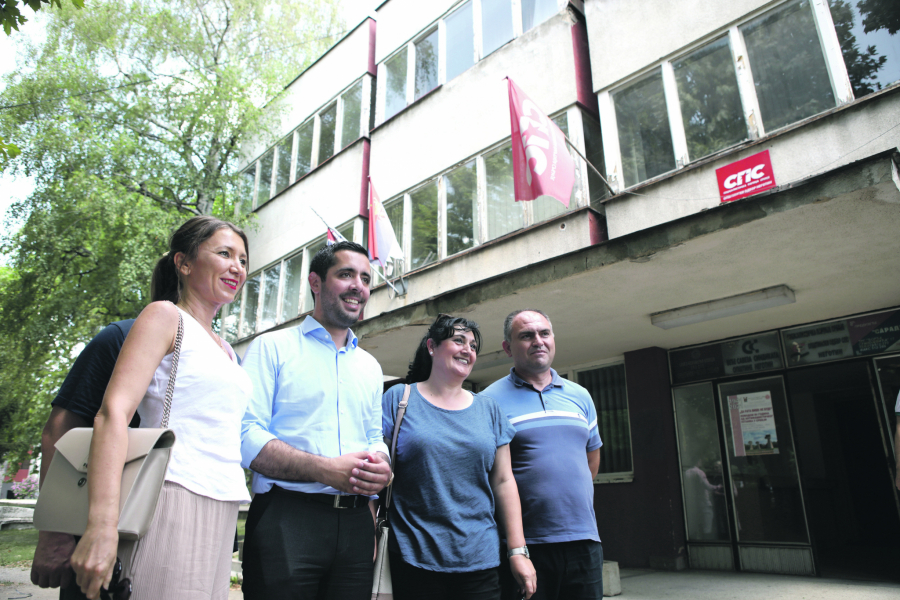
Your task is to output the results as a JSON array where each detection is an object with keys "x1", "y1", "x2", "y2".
[
  {"x1": 326, "y1": 226, "x2": 348, "y2": 245},
  {"x1": 506, "y1": 78, "x2": 574, "y2": 208},
  {"x1": 367, "y1": 178, "x2": 404, "y2": 268}
]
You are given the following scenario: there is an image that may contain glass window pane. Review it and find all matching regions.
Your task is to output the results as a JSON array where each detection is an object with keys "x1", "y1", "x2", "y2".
[
  {"x1": 741, "y1": 0, "x2": 835, "y2": 131},
  {"x1": 260, "y1": 264, "x2": 281, "y2": 331},
  {"x1": 281, "y1": 252, "x2": 304, "y2": 322},
  {"x1": 410, "y1": 182, "x2": 438, "y2": 270},
  {"x1": 240, "y1": 168, "x2": 256, "y2": 211},
  {"x1": 484, "y1": 146, "x2": 524, "y2": 240},
  {"x1": 532, "y1": 114, "x2": 572, "y2": 223},
  {"x1": 444, "y1": 160, "x2": 477, "y2": 256},
  {"x1": 338, "y1": 222, "x2": 354, "y2": 243},
  {"x1": 830, "y1": 0, "x2": 900, "y2": 98},
  {"x1": 257, "y1": 150, "x2": 274, "y2": 206},
  {"x1": 241, "y1": 274, "x2": 260, "y2": 336},
  {"x1": 577, "y1": 364, "x2": 632, "y2": 474},
  {"x1": 522, "y1": 0, "x2": 557, "y2": 32},
  {"x1": 674, "y1": 36, "x2": 748, "y2": 161},
  {"x1": 446, "y1": 1, "x2": 474, "y2": 81},
  {"x1": 482, "y1": 0, "x2": 514, "y2": 57},
  {"x1": 318, "y1": 102, "x2": 337, "y2": 165},
  {"x1": 583, "y1": 113, "x2": 609, "y2": 209},
  {"x1": 304, "y1": 239, "x2": 327, "y2": 310},
  {"x1": 385, "y1": 48, "x2": 408, "y2": 120},
  {"x1": 673, "y1": 383, "x2": 731, "y2": 542},
  {"x1": 384, "y1": 199, "x2": 405, "y2": 271},
  {"x1": 221, "y1": 293, "x2": 242, "y2": 343},
  {"x1": 415, "y1": 29, "x2": 439, "y2": 100},
  {"x1": 274, "y1": 137, "x2": 293, "y2": 196},
  {"x1": 613, "y1": 69, "x2": 676, "y2": 188},
  {"x1": 295, "y1": 120, "x2": 314, "y2": 179},
  {"x1": 341, "y1": 81, "x2": 363, "y2": 149},
  {"x1": 718, "y1": 377, "x2": 809, "y2": 543}
]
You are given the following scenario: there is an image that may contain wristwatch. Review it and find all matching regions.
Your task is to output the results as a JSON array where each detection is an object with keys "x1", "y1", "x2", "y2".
[{"x1": 508, "y1": 546, "x2": 530, "y2": 559}]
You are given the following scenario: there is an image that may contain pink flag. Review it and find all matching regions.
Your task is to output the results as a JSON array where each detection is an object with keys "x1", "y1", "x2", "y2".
[
  {"x1": 506, "y1": 78, "x2": 574, "y2": 208},
  {"x1": 368, "y1": 178, "x2": 404, "y2": 268}
]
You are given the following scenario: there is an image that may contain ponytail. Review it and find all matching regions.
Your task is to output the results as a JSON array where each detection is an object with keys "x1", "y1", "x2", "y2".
[{"x1": 150, "y1": 252, "x2": 180, "y2": 303}]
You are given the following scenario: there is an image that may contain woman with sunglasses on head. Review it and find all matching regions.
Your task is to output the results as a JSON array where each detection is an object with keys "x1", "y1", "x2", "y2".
[
  {"x1": 70, "y1": 216, "x2": 253, "y2": 600},
  {"x1": 382, "y1": 315, "x2": 537, "y2": 600}
]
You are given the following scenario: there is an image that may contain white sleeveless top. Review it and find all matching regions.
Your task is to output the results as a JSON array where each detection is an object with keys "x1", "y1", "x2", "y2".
[{"x1": 137, "y1": 307, "x2": 252, "y2": 502}]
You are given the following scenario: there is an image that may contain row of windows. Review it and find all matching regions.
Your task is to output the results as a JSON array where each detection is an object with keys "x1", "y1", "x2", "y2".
[
  {"x1": 240, "y1": 77, "x2": 371, "y2": 211},
  {"x1": 381, "y1": 109, "x2": 604, "y2": 271},
  {"x1": 602, "y1": 0, "x2": 900, "y2": 189},
  {"x1": 379, "y1": 0, "x2": 560, "y2": 121}
]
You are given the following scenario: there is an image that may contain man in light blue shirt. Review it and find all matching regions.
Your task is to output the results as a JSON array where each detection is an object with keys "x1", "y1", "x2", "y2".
[{"x1": 240, "y1": 241, "x2": 391, "y2": 600}]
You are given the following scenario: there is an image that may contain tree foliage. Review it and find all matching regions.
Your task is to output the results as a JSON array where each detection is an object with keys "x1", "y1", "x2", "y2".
[
  {"x1": 0, "y1": 0, "x2": 344, "y2": 465},
  {"x1": 0, "y1": 0, "x2": 83, "y2": 35}
]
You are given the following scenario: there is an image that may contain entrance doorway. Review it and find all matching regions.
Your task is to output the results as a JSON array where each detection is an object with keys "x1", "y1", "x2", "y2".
[{"x1": 787, "y1": 361, "x2": 900, "y2": 581}]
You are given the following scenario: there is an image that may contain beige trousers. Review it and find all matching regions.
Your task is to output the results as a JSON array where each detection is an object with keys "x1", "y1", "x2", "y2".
[{"x1": 124, "y1": 481, "x2": 239, "y2": 600}]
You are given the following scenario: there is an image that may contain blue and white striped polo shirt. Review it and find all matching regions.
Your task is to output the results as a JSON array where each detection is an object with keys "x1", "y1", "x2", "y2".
[{"x1": 485, "y1": 368, "x2": 602, "y2": 544}]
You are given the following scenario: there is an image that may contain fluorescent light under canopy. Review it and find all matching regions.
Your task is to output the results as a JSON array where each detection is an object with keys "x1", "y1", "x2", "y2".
[{"x1": 651, "y1": 285, "x2": 796, "y2": 330}]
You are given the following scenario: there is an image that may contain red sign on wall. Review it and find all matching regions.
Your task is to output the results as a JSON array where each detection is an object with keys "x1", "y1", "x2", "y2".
[{"x1": 716, "y1": 149, "x2": 776, "y2": 203}]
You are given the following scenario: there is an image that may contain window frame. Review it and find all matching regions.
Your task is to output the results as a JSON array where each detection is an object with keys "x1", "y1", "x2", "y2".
[
  {"x1": 597, "y1": 0, "x2": 853, "y2": 192},
  {"x1": 565, "y1": 358, "x2": 635, "y2": 484}
]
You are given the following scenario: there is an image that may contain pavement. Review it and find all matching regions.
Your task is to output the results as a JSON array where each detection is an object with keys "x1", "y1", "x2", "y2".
[{"x1": 1, "y1": 565, "x2": 899, "y2": 599}]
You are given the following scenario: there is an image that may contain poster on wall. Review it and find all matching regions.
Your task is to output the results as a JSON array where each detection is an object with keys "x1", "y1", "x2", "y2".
[
  {"x1": 728, "y1": 391, "x2": 779, "y2": 457},
  {"x1": 782, "y1": 321, "x2": 852, "y2": 365},
  {"x1": 782, "y1": 310, "x2": 900, "y2": 366},
  {"x1": 847, "y1": 310, "x2": 900, "y2": 356}
]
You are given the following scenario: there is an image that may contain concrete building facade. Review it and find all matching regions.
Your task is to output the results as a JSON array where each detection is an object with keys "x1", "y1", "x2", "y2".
[{"x1": 229, "y1": 0, "x2": 900, "y2": 582}]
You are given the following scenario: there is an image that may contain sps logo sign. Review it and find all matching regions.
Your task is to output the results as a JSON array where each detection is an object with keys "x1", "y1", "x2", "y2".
[{"x1": 715, "y1": 150, "x2": 776, "y2": 203}]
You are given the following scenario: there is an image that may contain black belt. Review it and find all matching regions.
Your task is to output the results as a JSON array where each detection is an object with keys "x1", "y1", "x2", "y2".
[{"x1": 271, "y1": 485, "x2": 368, "y2": 509}]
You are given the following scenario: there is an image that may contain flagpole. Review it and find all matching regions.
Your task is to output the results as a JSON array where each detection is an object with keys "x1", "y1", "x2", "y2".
[
  {"x1": 308, "y1": 206, "x2": 332, "y2": 230},
  {"x1": 562, "y1": 136, "x2": 617, "y2": 197}
]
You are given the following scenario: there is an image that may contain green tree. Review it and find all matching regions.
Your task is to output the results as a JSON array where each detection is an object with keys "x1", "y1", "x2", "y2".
[
  {"x1": 0, "y1": 0, "x2": 344, "y2": 466},
  {"x1": 1, "y1": 0, "x2": 82, "y2": 35}
]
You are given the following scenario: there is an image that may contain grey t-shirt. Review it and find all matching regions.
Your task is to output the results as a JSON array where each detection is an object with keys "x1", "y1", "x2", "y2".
[{"x1": 382, "y1": 383, "x2": 515, "y2": 572}]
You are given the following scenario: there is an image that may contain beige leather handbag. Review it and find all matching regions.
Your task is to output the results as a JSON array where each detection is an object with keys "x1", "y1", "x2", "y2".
[{"x1": 34, "y1": 314, "x2": 182, "y2": 540}]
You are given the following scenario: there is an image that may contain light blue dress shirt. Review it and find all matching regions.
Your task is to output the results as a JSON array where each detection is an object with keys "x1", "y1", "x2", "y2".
[{"x1": 240, "y1": 316, "x2": 388, "y2": 495}]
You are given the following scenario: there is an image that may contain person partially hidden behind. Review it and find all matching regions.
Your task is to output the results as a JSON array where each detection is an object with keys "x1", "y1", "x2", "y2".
[
  {"x1": 31, "y1": 320, "x2": 136, "y2": 600},
  {"x1": 484, "y1": 309, "x2": 604, "y2": 600},
  {"x1": 240, "y1": 241, "x2": 391, "y2": 600}
]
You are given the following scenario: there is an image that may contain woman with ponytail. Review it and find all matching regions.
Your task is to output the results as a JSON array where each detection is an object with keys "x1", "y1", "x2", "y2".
[{"x1": 71, "y1": 216, "x2": 252, "y2": 600}]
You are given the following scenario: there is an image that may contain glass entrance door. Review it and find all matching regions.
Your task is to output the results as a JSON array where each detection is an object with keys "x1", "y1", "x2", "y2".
[{"x1": 717, "y1": 376, "x2": 814, "y2": 574}]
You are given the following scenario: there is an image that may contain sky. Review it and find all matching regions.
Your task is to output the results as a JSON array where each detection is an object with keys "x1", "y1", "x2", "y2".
[{"x1": 0, "y1": 0, "x2": 379, "y2": 242}]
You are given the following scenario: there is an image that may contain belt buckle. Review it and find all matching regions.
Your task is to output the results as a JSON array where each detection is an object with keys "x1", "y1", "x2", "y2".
[{"x1": 334, "y1": 495, "x2": 348, "y2": 509}]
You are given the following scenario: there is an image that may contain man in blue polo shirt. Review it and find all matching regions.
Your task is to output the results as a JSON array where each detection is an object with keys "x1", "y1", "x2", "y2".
[{"x1": 484, "y1": 309, "x2": 603, "y2": 600}]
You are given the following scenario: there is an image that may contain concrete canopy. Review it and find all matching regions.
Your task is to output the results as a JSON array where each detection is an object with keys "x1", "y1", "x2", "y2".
[{"x1": 355, "y1": 151, "x2": 900, "y2": 385}]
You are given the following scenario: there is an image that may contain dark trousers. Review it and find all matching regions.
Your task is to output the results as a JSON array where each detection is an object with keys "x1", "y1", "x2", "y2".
[
  {"x1": 390, "y1": 551, "x2": 501, "y2": 600},
  {"x1": 241, "y1": 488, "x2": 375, "y2": 600},
  {"x1": 500, "y1": 540, "x2": 603, "y2": 600},
  {"x1": 60, "y1": 580, "x2": 88, "y2": 600}
]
